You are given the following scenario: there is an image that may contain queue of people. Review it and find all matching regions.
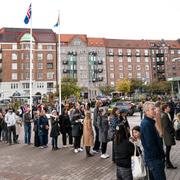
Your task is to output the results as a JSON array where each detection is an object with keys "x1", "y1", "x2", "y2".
[{"x1": 0, "y1": 98, "x2": 180, "y2": 180}]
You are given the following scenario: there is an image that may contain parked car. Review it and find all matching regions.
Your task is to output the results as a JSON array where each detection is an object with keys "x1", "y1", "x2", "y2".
[
  {"x1": 96, "y1": 95, "x2": 111, "y2": 106},
  {"x1": 108, "y1": 101, "x2": 136, "y2": 116}
]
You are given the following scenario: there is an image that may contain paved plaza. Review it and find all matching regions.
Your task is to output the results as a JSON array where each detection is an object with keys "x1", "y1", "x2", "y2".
[{"x1": 0, "y1": 113, "x2": 180, "y2": 180}]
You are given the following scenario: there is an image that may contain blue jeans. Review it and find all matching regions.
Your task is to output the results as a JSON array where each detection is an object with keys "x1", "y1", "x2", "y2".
[
  {"x1": 24, "y1": 124, "x2": 31, "y2": 144},
  {"x1": 146, "y1": 159, "x2": 166, "y2": 180},
  {"x1": 39, "y1": 134, "x2": 48, "y2": 146}
]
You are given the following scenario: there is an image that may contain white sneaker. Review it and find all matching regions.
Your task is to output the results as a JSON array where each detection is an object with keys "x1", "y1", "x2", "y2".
[
  {"x1": 74, "y1": 149, "x2": 79, "y2": 153},
  {"x1": 78, "y1": 147, "x2": 83, "y2": 152},
  {"x1": 101, "y1": 154, "x2": 109, "y2": 159}
]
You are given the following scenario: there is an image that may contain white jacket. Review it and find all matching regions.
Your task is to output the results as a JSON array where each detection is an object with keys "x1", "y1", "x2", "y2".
[{"x1": 5, "y1": 112, "x2": 16, "y2": 127}]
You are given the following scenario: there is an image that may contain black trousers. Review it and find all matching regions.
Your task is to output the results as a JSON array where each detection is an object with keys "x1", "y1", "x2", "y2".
[
  {"x1": 101, "y1": 142, "x2": 107, "y2": 154},
  {"x1": 62, "y1": 131, "x2": 73, "y2": 145},
  {"x1": 93, "y1": 126, "x2": 100, "y2": 151},
  {"x1": 52, "y1": 136, "x2": 58, "y2": 148},
  {"x1": 7, "y1": 125, "x2": 16, "y2": 144},
  {"x1": 74, "y1": 136, "x2": 81, "y2": 149},
  {"x1": 166, "y1": 145, "x2": 172, "y2": 164}
]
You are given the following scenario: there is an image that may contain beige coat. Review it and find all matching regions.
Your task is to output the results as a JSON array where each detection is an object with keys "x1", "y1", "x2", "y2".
[{"x1": 83, "y1": 117, "x2": 94, "y2": 146}]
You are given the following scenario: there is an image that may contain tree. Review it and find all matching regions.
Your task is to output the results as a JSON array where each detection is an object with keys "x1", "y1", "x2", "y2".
[
  {"x1": 130, "y1": 79, "x2": 144, "y2": 93},
  {"x1": 60, "y1": 77, "x2": 81, "y2": 99},
  {"x1": 115, "y1": 79, "x2": 131, "y2": 94},
  {"x1": 99, "y1": 85, "x2": 114, "y2": 95}
]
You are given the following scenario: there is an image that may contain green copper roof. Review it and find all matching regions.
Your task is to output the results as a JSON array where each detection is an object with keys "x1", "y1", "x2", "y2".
[{"x1": 20, "y1": 33, "x2": 35, "y2": 42}]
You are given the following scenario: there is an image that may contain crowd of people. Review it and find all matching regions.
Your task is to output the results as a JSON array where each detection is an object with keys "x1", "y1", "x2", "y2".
[{"x1": 0, "y1": 97, "x2": 180, "y2": 180}]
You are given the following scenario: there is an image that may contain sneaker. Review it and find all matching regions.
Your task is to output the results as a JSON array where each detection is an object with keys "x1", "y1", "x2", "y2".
[
  {"x1": 39, "y1": 146, "x2": 44, "y2": 149},
  {"x1": 101, "y1": 154, "x2": 109, "y2": 159},
  {"x1": 63, "y1": 145, "x2": 67, "y2": 148},
  {"x1": 92, "y1": 149, "x2": 99, "y2": 154},
  {"x1": 74, "y1": 149, "x2": 79, "y2": 153},
  {"x1": 78, "y1": 147, "x2": 83, "y2": 152}
]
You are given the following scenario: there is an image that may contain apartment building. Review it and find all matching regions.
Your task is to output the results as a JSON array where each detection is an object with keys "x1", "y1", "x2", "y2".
[
  {"x1": 0, "y1": 28, "x2": 57, "y2": 100},
  {"x1": 0, "y1": 27, "x2": 180, "y2": 100},
  {"x1": 105, "y1": 39, "x2": 151, "y2": 86}
]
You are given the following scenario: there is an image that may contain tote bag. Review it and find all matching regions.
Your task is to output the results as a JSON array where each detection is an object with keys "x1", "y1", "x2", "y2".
[{"x1": 131, "y1": 144, "x2": 146, "y2": 179}]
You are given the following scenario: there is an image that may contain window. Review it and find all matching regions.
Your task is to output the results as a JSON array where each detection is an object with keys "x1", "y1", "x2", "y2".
[
  {"x1": 38, "y1": 63, "x2": 43, "y2": 69},
  {"x1": 146, "y1": 72, "x2": 150, "y2": 78},
  {"x1": 127, "y1": 57, "x2": 131, "y2": 62},
  {"x1": 47, "y1": 63, "x2": 53, "y2": 69},
  {"x1": 47, "y1": 53, "x2": 53, "y2": 60},
  {"x1": 24, "y1": 44, "x2": 30, "y2": 50},
  {"x1": 0, "y1": 53, "x2": 2, "y2": 59},
  {"x1": 108, "y1": 48, "x2": 114, "y2": 55},
  {"x1": 145, "y1": 57, "x2": 149, "y2": 62},
  {"x1": 22, "y1": 83, "x2": 29, "y2": 89},
  {"x1": 144, "y1": 49, "x2": 148, "y2": 56},
  {"x1": 136, "y1": 49, "x2": 140, "y2": 56},
  {"x1": 136, "y1": 57, "x2": 140, "y2": 62},
  {"x1": 37, "y1": 82, "x2": 44, "y2": 88},
  {"x1": 12, "y1": 63, "x2": 17, "y2": 70},
  {"x1": 11, "y1": 83, "x2": 18, "y2": 89},
  {"x1": 37, "y1": 72, "x2": 43, "y2": 79},
  {"x1": 47, "y1": 45, "x2": 53, "y2": 50},
  {"x1": 118, "y1": 49, "x2": 123, "y2": 55},
  {"x1": 136, "y1": 65, "x2": 141, "y2": 71},
  {"x1": 25, "y1": 53, "x2": 30, "y2": 60},
  {"x1": 119, "y1": 65, "x2": 123, "y2": 71},
  {"x1": 38, "y1": 44, "x2": 43, "y2": 50},
  {"x1": 47, "y1": 82, "x2": 53, "y2": 89},
  {"x1": 110, "y1": 81, "x2": 115, "y2": 86},
  {"x1": 127, "y1": 49, "x2": 131, "y2": 56},
  {"x1": 38, "y1": 53, "x2": 43, "y2": 61},
  {"x1": 128, "y1": 65, "x2": 132, "y2": 70},
  {"x1": 110, "y1": 73, "x2": 114, "y2": 79},
  {"x1": 137, "y1": 72, "x2": 141, "y2": 79},
  {"x1": 118, "y1": 57, "x2": 123, "y2": 62},
  {"x1": 25, "y1": 72, "x2": 30, "y2": 79},
  {"x1": 145, "y1": 65, "x2": 149, "y2": 71},
  {"x1": 12, "y1": 43, "x2": 17, "y2": 50},
  {"x1": 47, "y1": 72, "x2": 54, "y2": 79},
  {"x1": 12, "y1": 73, "x2": 17, "y2": 80},
  {"x1": 177, "y1": 50, "x2": 180, "y2": 54},
  {"x1": 12, "y1": 53, "x2": 17, "y2": 60},
  {"x1": 119, "y1": 73, "x2": 123, "y2": 79},
  {"x1": 151, "y1": 50, "x2": 154, "y2": 55},
  {"x1": 109, "y1": 57, "x2": 114, "y2": 62},
  {"x1": 128, "y1": 72, "x2": 132, "y2": 78},
  {"x1": 25, "y1": 62, "x2": 30, "y2": 69},
  {"x1": 171, "y1": 50, "x2": 174, "y2": 54}
]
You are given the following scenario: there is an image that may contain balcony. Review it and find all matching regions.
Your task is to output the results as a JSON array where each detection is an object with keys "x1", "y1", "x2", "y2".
[
  {"x1": 156, "y1": 61, "x2": 164, "y2": 65},
  {"x1": 107, "y1": 52, "x2": 114, "y2": 56},
  {"x1": 98, "y1": 60, "x2": 103, "y2": 64},
  {"x1": 157, "y1": 69, "x2": 165, "y2": 73},
  {"x1": 135, "y1": 53, "x2": 141, "y2": 57},
  {"x1": 63, "y1": 69, "x2": 69, "y2": 73},
  {"x1": 98, "y1": 68, "x2": 103, "y2": 73},
  {"x1": 68, "y1": 51, "x2": 77, "y2": 56},
  {"x1": 98, "y1": 77, "x2": 103, "y2": 81},
  {"x1": 62, "y1": 60, "x2": 68, "y2": 65},
  {"x1": 89, "y1": 51, "x2": 97, "y2": 56},
  {"x1": 156, "y1": 53, "x2": 164, "y2": 57}
]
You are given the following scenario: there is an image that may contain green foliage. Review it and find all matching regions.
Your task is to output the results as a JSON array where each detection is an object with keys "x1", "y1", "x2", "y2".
[
  {"x1": 61, "y1": 77, "x2": 81, "y2": 99},
  {"x1": 99, "y1": 85, "x2": 114, "y2": 95},
  {"x1": 116, "y1": 79, "x2": 131, "y2": 94}
]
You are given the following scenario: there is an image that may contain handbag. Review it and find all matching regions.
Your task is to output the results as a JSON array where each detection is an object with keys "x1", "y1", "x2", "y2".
[{"x1": 131, "y1": 144, "x2": 146, "y2": 179}]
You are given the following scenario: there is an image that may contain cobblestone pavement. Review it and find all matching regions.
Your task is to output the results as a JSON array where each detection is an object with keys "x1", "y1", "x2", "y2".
[{"x1": 0, "y1": 113, "x2": 180, "y2": 180}]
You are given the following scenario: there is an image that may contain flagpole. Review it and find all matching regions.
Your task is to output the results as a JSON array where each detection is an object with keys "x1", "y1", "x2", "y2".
[
  {"x1": 29, "y1": 2, "x2": 33, "y2": 116},
  {"x1": 58, "y1": 12, "x2": 61, "y2": 115}
]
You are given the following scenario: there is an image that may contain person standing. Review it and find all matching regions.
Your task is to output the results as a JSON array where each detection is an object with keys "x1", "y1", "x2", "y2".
[
  {"x1": 161, "y1": 104, "x2": 177, "y2": 169},
  {"x1": 141, "y1": 101, "x2": 166, "y2": 180},
  {"x1": 71, "y1": 103, "x2": 84, "y2": 153},
  {"x1": 50, "y1": 110, "x2": 60, "y2": 150},
  {"x1": 97, "y1": 108, "x2": 109, "y2": 159},
  {"x1": 92, "y1": 100, "x2": 101, "y2": 153},
  {"x1": 23, "y1": 107, "x2": 32, "y2": 145},
  {"x1": 38, "y1": 110, "x2": 49, "y2": 148},
  {"x1": 5, "y1": 108, "x2": 17, "y2": 145},
  {"x1": 83, "y1": 111, "x2": 94, "y2": 157},
  {"x1": 59, "y1": 109, "x2": 73, "y2": 147},
  {"x1": 33, "y1": 110, "x2": 40, "y2": 147}
]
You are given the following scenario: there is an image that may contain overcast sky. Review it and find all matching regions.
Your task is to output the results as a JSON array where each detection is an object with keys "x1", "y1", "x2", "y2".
[{"x1": 0, "y1": 0, "x2": 180, "y2": 40}]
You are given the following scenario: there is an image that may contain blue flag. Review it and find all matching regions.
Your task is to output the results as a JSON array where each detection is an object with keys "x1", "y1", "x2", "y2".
[
  {"x1": 24, "y1": 3, "x2": 32, "y2": 24},
  {"x1": 54, "y1": 15, "x2": 60, "y2": 27}
]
